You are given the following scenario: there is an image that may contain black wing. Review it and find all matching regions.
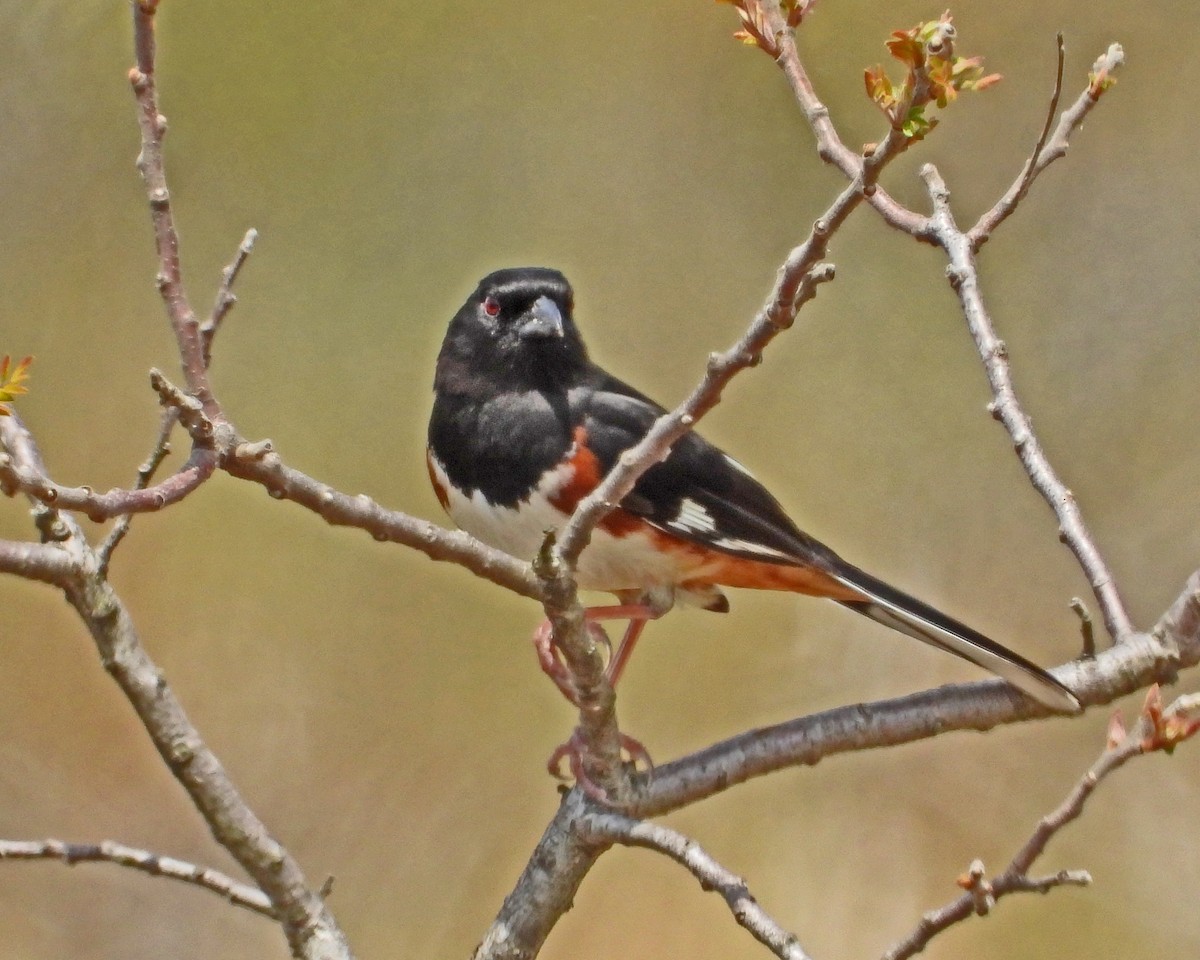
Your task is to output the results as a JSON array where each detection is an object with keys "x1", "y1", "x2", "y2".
[
  {"x1": 568, "y1": 369, "x2": 1080, "y2": 714},
  {"x1": 569, "y1": 370, "x2": 843, "y2": 571}
]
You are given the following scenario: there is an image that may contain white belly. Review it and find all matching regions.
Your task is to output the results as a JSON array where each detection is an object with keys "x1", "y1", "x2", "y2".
[{"x1": 428, "y1": 452, "x2": 691, "y2": 592}]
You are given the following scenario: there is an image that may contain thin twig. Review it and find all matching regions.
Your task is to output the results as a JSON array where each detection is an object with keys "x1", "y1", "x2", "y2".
[
  {"x1": 759, "y1": 3, "x2": 927, "y2": 236},
  {"x1": 968, "y1": 34, "x2": 1065, "y2": 244},
  {"x1": 0, "y1": 444, "x2": 216, "y2": 523},
  {"x1": 127, "y1": 0, "x2": 216, "y2": 418},
  {"x1": 1071, "y1": 597, "x2": 1097, "y2": 659},
  {"x1": 921, "y1": 163, "x2": 1134, "y2": 642},
  {"x1": 202, "y1": 227, "x2": 258, "y2": 366},
  {"x1": 882, "y1": 689, "x2": 1200, "y2": 960},
  {"x1": 0, "y1": 838, "x2": 274, "y2": 918},
  {"x1": 580, "y1": 813, "x2": 813, "y2": 960},
  {"x1": 97, "y1": 408, "x2": 178, "y2": 571},
  {"x1": 970, "y1": 40, "x2": 1123, "y2": 246}
]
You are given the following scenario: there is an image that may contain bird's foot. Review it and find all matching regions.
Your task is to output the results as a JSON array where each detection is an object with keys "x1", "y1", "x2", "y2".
[
  {"x1": 547, "y1": 727, "x2": 653, "y2": 802},
  {"x1": 531, "y1": 602, "x2": 661, "y2": 704},
  {"x1": 532, "y1": 618, "x2": 612, "y2": 706}
]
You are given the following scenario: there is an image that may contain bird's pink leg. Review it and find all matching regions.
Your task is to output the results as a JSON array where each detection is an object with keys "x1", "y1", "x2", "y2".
[
  {"x1": 532, "y1": 600, "x2": 665, "y2": 798},
  {"x1": 531, "y1": 602, "x2": 663, "y2": 703}
]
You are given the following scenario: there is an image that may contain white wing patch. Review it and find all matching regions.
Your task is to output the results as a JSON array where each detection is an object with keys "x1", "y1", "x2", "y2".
[
  {"x1": 710, "y1": 537, "x2": 793, "y2": 560},
  {"x1": 723, "y1": 454, "x2": 757, "y2": 479},
  {"x1": 667, "y1": 497, "x2": 717, "y2": 535}
]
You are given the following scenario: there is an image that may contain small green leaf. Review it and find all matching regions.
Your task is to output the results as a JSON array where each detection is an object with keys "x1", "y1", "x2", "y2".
[{"x1": 0, "y1": 355, "x2": 32, "y2": 415}]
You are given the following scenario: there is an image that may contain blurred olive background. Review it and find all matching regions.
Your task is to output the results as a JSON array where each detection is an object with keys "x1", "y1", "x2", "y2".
[{"x1": 1, "y1": 2, "x2": 1198, "y2": 958}]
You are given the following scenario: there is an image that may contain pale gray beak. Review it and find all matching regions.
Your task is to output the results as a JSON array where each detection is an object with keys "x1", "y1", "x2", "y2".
[{"x1": 518, "y1": 295, "x2": 565, "y2": 339}]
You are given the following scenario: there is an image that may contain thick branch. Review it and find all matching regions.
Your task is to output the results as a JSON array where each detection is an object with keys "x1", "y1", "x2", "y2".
[
  {"x1": 65, "y1": 544, "x2": 353, "y2": 959},
  {"x1": 470, "y1": 791, "x2": 605, "y2": 960},
  {"x1": 630, "y1": 569, "x2": 1198, "y2": 816},
  {"x1": 0, "y1": 539, "x2": 76, "y2": 588},
  {"x1": 0, "y1": 837, "x2": 274, "y2": 918}
]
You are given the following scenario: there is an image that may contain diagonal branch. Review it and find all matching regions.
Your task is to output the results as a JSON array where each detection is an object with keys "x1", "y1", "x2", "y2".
[
  {"x1": 631, "y1": 567, "x2": 1198, "y2": 816},
  {"x1": 0, "y1": 837, "x2": 274, "y2": 918},
  {"x1": 970, "y1": 41, "x2": 1124, "y2": 246},
  {"x1": 222, "y1": 438, "x2": 542, "y2": 601},
  {"x1": 580, "y1": 813, "x2": 814, "y2": 960},
  {"x1": 758, "y1": 3, "x2": 926, "y2": 236},
  {"x1": 538, "y1": 97, "x2": 929, "y2": 801},
  {"x1": 921, "y1": 163, "x2": 1134, "y2": 641},
  {"x1": 202, "y1": 227, "x2": 258, "y2": 366},
  {"x1": 62, "y1": 510, "x2": 353, "y2": 959},
  {"x1": 883, "y1": 688, "x2": 1200, "y2": 960},
  {"x1": 0, "y1": 444, "x2": 217, "y2": 522}
]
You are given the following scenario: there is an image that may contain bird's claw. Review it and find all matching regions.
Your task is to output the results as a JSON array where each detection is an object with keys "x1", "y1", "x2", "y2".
[
  {"x1": 547, "y1": 728, "x2": 653, "y2": 802},
  {"x1": 532, "y1": 618, "x2": 613, "y2": 706}
]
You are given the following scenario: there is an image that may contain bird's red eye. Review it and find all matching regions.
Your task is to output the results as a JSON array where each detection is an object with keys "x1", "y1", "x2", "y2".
[{"x1": 483, "y1": 296, "x2": 501, "y2": 317}]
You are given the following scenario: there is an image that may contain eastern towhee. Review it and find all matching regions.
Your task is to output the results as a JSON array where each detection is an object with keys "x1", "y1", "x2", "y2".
[{"x1": 427, "y1": 267, "x2": 1080, "y2": 715}]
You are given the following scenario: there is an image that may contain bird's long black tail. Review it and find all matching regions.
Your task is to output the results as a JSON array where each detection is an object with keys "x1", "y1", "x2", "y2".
[{"x1": 833, "y1": 566, "x2": 1080, "y2": 714}]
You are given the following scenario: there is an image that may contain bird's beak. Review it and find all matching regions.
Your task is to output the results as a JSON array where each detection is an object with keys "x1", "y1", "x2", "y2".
[{"x1": 518, "y1": 296, "x2": 565, "y2": 340}]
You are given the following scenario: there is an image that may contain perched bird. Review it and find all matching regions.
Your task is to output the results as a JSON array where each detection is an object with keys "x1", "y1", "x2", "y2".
[{"x1": 427, "y1": 267, "x2": 1080, "y2": 715}]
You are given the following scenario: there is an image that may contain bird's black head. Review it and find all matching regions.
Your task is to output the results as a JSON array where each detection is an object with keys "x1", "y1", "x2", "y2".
[{"x1": 434, "y1": 267, "x2": 589, "y2": 396}]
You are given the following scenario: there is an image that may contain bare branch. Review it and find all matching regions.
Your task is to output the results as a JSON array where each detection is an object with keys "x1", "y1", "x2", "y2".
[
  {"x1": 127, "y1": 0, "x2": 216, "y2": 418},
  {"x1": 202, "y1": 227, "x2": 258, "y2": 366},
  {"x1": 580, "y1": 812, "x2": 813, "y2": 960},
  {"x1": 0, "y1": 838, "x2": 274, "y2": 918},
  {"x1": 921, "y1": 163, "x2": 1134, "y2": 641},
  {"x1": 539, "y1": 89, "x2": 929, "y2": 800},
  {"x1": 1155, "y1": 569, "x2": 1200, "y2": 650},
  {"x1": 65, "y1": 524, "x2": 352, "y2": 957},
  {"x1": 0, "y1": 539, "x2": 76, "y2": 588},
  {"x1": 471, "y1": 790, "x2": 605, "y2": 960},
  {"x1": 970, "y1": 40, "x2": 1124, "y2": 245},
  {"x1": 883, "y1": 687, "x2": 1200, "y2": 960},
  {"x1": 759, "y1": 3, "x2": 927, "y2": 235},
  {"x1": 223, "y1": 440, "x2": 542, "y2": 601},
  {"x1": 0, "y1": 445, "x2": 216, "y2": 523},
  {"x1": 629, "y1": 571, "x2": 1200, "y2": 817},
  {"x1": 554, "y1": 252, "x2": 838, "y2": 567},
  {"x1": 479, "y1": 29, "x2": 1140, "y2": 955},
  {"x1": 98, "y1": 408, "x2": 178, "y2": 570},
  {"x1": 1, "y1": 406, "x2": 353, "y2": 956},
  {"x1": 1071, "y1": 597, "x2": 1097, "y2": 659}
]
